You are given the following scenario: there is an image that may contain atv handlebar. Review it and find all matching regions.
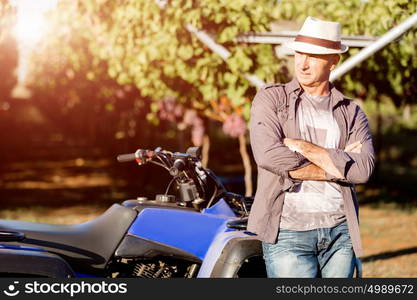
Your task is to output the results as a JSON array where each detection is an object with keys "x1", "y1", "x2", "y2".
[
  {"x1": 116, "y1": 153, "x2": 137, "y2": 163},
  {"x1": 117, "y1": 149, "x2": 155, "y2": 165},
  {"x1": 117, "y1": 147, "x2": 200, "y2": 165},
  {"x1": 116, "y1": 146, "x2": 230, "y2": 210}
]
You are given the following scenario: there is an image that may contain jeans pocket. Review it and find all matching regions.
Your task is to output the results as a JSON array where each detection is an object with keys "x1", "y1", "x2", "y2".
[
  {"x1": 334, "y1": 221, "x2": 350, "y2": 237},
  {"x1": 262, "y1": 232, "x2": 296, "y2": 261}
]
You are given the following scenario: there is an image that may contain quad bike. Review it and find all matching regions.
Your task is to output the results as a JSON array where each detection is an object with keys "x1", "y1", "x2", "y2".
[{"x1": 0, "y1": 146, "x2": 265, "y2": 278}]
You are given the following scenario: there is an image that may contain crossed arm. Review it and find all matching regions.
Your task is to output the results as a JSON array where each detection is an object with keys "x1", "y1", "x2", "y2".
[
  {"x1": 284, "y1": 139, "x2": 362, "y2": 181},
  {"x1": 282, "y1": 106, "x2": 375, "y2": 184},
  {"x1": 249, "y1": 87, "x2": 375, "y2": 189}
]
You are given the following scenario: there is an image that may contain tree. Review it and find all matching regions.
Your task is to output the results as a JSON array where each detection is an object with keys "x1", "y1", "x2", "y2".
[
  {"x1": 23, "y1": 1, "x2": 147, "y2": 153},
  {"x1": 79, "y1": 0, "x2": 280, "y2": 108},
  {"x1": 74, "y1": 0, "x2": 283, "y2": 195}
]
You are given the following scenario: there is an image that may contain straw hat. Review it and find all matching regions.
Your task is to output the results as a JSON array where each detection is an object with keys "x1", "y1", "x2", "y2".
[{"x1": 286, "y1": 17, "x2": 348, "y2": 54}]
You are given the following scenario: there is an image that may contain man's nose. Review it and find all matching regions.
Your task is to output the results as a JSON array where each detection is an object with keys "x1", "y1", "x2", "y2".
[{"x1": 300, "y1": 55, "x2": 309, "y2": 69}]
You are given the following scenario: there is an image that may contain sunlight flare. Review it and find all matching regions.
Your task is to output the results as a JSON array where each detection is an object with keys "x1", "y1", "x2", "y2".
[{"x1": 10, "y1": 0, "x2": 58, "y2": 97}]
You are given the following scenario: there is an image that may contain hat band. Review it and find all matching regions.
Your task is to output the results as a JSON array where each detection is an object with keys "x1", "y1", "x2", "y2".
[{"x1": 295, "y1": 35, "x2": 341, "y2": 50}]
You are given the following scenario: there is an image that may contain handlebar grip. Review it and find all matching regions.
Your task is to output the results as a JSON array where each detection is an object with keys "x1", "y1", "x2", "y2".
[{"x1": 117, "y1": 153, "x2": 137, "y2": 162}]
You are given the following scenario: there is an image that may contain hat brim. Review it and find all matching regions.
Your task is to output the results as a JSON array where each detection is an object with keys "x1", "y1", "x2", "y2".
[{"x1": 285, "y1": 41, "x2": 349, "y2": 54}]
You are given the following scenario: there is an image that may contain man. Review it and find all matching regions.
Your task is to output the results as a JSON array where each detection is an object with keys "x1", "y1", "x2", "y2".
[{"x1": 248, "y1": 16, "x2": 375, "y2": 278}]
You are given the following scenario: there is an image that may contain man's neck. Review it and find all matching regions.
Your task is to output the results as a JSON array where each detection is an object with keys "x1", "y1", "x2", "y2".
[{"x1": 299, "y1": 80, "x2": 330, "y2": 96}]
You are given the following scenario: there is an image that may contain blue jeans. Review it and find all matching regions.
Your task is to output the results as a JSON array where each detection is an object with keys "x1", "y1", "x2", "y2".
[{"x1": 262, "y1": 221, "x2": 355, "y2": 278}]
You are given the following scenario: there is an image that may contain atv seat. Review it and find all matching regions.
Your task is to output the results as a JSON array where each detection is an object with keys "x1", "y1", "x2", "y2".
[{"x1": 0, "y1": 204, "x2": 137, "y2": 275}]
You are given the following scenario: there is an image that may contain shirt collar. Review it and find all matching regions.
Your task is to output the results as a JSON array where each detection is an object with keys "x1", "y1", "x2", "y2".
[
  {"x1": 287, "y1": 78, "x2": 302, "y2": 94},
  {"x1": 288, "y1": 78, "x2": 349, "y2": 107}
]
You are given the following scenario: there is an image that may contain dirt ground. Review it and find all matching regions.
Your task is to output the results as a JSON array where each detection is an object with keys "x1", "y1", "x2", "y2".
[
  {"x1": 360, "y1": 205, "x2": 417, "y2": 277},
  {"x1": 0, "y1": 203, "x2": 416, "y2": 278}
]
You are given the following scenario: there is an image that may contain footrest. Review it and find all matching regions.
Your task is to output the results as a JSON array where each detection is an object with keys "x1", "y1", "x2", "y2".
[
  {"x1": 0, "y1": 231, "x2": 25, "y2": 242},
  {"x1": 226, "y1": 217, "x2": 248, "y2": 230}
]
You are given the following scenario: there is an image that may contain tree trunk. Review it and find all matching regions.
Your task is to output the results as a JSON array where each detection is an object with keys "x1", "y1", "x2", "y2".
[
  {"x1": 178, "y1": 128, "x2": 186, "y2": 152},
  {"x1": 403, "y1": 103, "x2": 411, "y2": 123},
  {"x1": 239, "y1": 133, "x2": 253, "y2": 197},
  {"x1": 374, "y1": 96, "x2": 382, "y2": 182},
  {"x1": 201, "y1": 134, "x2": 210, "y2": 168}
]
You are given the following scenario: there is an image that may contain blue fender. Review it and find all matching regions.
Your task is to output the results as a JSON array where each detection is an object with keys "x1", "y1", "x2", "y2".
[
  {"x1": 127, "y1": 199, "x2": 238, "y2": 260},
  {"x1": 197, "y1": 230, "x2": 254, "y2": 277}
]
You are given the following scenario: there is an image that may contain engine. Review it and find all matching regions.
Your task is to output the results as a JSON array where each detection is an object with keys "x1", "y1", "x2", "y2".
[
  {"x1": 132, "y1": 260, "x2": 177, "y2": 278},
  {"x1": 110, "y1": 258, "x2": 199, "y2": 278}
]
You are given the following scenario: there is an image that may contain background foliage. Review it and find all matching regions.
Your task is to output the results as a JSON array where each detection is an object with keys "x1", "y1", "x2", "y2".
[{"x1": 0, "y1": 0, "x2": 416, "y2": 202}]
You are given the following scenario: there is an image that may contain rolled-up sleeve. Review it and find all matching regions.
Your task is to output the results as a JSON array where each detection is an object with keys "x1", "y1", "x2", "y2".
[
  {"x1": 326, "y1": 105, "x2": 375, "y2": 184},
  {"x1": 249, "y1": 87, "x2": 310, "y2": 191}
]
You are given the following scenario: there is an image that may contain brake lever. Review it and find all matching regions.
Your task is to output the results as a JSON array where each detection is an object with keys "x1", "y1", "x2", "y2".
[
  {"x1": 154, "y1": 148, "x2": 173, "y2": 167},
  {"x1": 134, "y1": 149, "x2": 155, "y2": 165}
]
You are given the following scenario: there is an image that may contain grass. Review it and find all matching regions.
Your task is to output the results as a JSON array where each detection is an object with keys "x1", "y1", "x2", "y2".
[{"x1": 0, "y1": 203, "x2": 416, "y2": 278}]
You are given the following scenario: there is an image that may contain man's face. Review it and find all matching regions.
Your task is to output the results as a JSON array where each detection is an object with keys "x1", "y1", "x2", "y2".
[{"x1": 294, "y1": 51, "x2": 339, "y2": 87}]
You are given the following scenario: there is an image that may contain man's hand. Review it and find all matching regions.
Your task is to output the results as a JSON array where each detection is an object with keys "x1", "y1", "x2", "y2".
[
  {"x1": 283, "y1": 138, "x2": 302, "y2": 153},
  {"x1": 344, "y1": 141, "x2": 362, "y2": 153}
]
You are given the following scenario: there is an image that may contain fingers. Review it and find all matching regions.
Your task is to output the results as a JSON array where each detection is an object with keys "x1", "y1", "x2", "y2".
[
  {"x1": 344, "y1": 141, "x2": 361, "y2": 152},
  {"x1": 345, "y1": 141, "x2": 362, "y2": 153},
  {"x1": 350, "y1": 144, "x2": 362, "y2": 153},
  {"x1": 283, "y1": 138, "x2": 301, "y2": 152},
  {"x1": 344, "y1": 140, "x2": 360, "y2": 151}
]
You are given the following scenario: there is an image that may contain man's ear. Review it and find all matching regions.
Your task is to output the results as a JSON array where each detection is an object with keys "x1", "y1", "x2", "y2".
[{"x1": 330, "y1": 54, "x2": 340, "y2": 71}]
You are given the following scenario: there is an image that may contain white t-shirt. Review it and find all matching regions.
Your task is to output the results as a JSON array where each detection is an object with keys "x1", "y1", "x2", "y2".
[{"x1": 280, "y1": 92, "x2": 346, "y2": 231}]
